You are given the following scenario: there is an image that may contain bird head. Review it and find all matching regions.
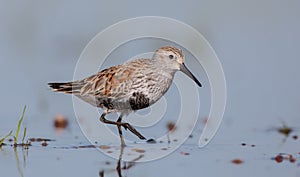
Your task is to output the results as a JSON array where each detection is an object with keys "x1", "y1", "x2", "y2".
[{"x1": 154, "y1": 46, "x2": 202, "y2": 87}]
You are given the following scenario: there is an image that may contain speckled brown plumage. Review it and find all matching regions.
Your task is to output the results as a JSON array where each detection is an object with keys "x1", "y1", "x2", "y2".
[{"x1": 49, "y1": 46, "x2": 202, "y2": 145}]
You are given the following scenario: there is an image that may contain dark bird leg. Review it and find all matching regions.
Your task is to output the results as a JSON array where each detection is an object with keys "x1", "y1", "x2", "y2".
[
  {"x1": 116, "y1": 144, "x2": 124, "y2": 177},
  {"x1": 99, "y1": 113, "x2": 146, "y2": 145},
  {"x1": 116, "y1": 115, "x2": 125, "y2": 145},
  {"x1": 117, "y1": 114, "x2": 146, "y2": 140}
]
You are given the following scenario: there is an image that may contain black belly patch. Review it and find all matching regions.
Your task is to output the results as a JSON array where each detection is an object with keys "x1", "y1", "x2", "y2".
[
  {"x1": 129, "y1": 92, "x2": 150, "y2": 110},
  {"x1": 97, "y1": 92, "x2": 150, "y2": 111}
]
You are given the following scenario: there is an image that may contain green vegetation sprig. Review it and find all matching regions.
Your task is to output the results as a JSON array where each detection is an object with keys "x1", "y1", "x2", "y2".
[
  {"x1": 14, "y1": 106, "x2": 26, "y2": 146},
  {"x1": 0, "y1": 131, "x2": 12, "y2": 147}
]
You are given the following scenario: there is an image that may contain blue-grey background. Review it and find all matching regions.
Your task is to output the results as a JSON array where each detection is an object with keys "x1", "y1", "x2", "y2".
[{"x1": 0, "y1": 1, "x2": 300, "y2": 177}]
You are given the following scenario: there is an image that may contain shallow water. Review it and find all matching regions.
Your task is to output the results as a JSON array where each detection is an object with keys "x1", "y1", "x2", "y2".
[{"x1": 1, "y1": 117, "x2": 300, "y2": 177}]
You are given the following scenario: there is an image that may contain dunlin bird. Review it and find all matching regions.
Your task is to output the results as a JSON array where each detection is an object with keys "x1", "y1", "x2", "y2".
[{"x1": 49, "y1": 46, "x2": 202, "y2": 145}]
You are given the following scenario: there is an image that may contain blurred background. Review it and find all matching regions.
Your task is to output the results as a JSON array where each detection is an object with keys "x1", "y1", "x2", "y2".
[{"x1": 0, "y1": 1, "x2": 300, "y2": 177}]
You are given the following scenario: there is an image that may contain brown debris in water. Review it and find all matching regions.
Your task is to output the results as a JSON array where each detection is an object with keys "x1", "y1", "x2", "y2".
[
  {"x1": 132, "y1": 148, "x2": 145, "y2": 153},
  {"x1": 290, "y1": 157, "x2": 296, "y2": 163},
  {"x1": 274, "y1": 155, "x2": 283, "y2": 163},
  {"x1": 77, "y1": 145, "x2": 96, "y2": 148},
  {"x1": 29, "y1": 138, "x2": 54, "y2": 142},
  {"x1": 272, "y1": 153, "x2": 296, "y2": 163},
  {"x1": 41, "y1": 141, "x2": 48, "y2": 147},
  {"x1": 99, "y1": 145, "x2": 111, "y2": 150},
  {"x1": 292, "y1": 135, "x2": 298, "y2": 140},
  {"x1": 231, "y1": 159, "x2": 244, "y2": 164},
  {"x1": 166, "y1": 122, "x2": 176, "y2": 132},
  {"x1": 54, "y1": 114, "x2": 69, "y2": 129},
  {"x1": 180, "y1": 151, "x2": 190, "y2": 156},
  {"x1": 277, "y1": 124, "x2": 292, "y2": 137}
]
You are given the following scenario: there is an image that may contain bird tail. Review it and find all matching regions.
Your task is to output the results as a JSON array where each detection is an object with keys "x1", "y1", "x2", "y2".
[{"x1": 48, "y1": 82, "x2": 82, "y2": 94}]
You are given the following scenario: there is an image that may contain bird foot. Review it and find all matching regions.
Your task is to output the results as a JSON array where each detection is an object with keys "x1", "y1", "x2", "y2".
[{"x1": 119, "y1": 122, "x2": 146, "y2": 140}]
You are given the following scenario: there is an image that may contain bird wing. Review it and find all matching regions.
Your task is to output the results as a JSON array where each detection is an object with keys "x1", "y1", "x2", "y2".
[{"x1": 79, "y1": 64, "x2": 137, "y2": 99}]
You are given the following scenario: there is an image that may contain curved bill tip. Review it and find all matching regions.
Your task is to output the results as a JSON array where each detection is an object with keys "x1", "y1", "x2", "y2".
[{"x1": 180, "y1": 63, "x2": 202, "y2": 87}]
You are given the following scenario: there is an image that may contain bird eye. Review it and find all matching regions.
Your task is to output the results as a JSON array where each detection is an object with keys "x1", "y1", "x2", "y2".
[{"x1": 169, "y1": 55, "x2": 174, "y2": 59}]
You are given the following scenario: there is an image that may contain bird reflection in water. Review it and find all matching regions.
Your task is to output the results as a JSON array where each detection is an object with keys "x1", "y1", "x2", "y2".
[{"x1": 99, "y1": 145, "x2": 144, "y2": 177}]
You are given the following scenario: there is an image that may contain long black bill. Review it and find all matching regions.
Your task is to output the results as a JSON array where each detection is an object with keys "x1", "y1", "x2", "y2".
[{"x1": 180, "y1": 63, "x2": 202, "y2": 87}]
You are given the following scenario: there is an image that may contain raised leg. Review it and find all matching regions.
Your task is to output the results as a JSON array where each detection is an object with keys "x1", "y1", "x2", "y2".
[{"x1": 99, "y1": 113, "x2": 146, "y2": 145}]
